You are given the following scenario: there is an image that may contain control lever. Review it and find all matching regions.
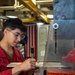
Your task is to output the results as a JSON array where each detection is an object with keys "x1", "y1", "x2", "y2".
[{"x1": 31, "y1": 47, "x2": 34, "y2": 58}]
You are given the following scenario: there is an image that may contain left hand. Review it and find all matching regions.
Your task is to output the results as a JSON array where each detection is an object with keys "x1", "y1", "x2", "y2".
[
  {"x1": 27, "y1": 67, "x2": 40, "y2": 75},
  {"x1": 34, "y1": 67, "x2": 40, "y2": 73}
]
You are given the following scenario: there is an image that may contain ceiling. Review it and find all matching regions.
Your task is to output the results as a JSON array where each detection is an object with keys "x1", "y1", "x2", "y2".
[
  {"x1": 0, "y1": 0, "x2": 53, "y2": 23},
  {"x1": 36, "y1": 0, "x2": 53, "y2": 14}
]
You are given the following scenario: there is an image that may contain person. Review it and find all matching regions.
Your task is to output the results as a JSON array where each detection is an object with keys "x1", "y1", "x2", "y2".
[{"x1": 0, "y1": 18, "x2": 38, "y2": 75}]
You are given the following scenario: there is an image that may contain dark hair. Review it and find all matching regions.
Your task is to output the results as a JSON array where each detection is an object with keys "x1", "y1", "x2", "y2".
[{"x1": 2, "y1": 18, "x2": 27, "y2": 33}]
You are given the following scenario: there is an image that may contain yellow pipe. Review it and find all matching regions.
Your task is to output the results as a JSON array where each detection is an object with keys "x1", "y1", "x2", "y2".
[
  {"x1": 21, "y1": 17, "x2": 36, "y2": 23},
  {"x1": 18, "y1": 0, "x2": 50, "y2": 23}
]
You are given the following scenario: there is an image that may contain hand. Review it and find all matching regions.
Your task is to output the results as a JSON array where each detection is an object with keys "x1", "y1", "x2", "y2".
[
  {"x1": 34, "y1": 67, "x2": 40, "y2": 73},
  {"x1": 27, "y1": 67, "x2": 40, "y2": 75},
  {"x1": 20, "y1": 58, "x2": 36, "y2": 71}
]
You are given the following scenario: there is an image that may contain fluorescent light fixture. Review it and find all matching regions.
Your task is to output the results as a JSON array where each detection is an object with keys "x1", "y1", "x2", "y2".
[
  {"x1": 47, "y1": 14, "x2": 53, "y2": 18},
  {"x1": 37, "y1": 22, "x2": 44, "y2": 25},
  {"x1": 7, "y1": 16, "x2": 18, "y2": 18}
]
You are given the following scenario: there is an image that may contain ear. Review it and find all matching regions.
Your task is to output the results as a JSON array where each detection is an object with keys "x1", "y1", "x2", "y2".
[{"x1": 3, "y1": 29, "x2": 8, "y2": 35}]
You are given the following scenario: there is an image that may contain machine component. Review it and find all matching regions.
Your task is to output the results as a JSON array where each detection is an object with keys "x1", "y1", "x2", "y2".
[
  {"x1": 30, "y1": 47, "x2": 34, "y2": 58},
  {"x1": 45, "y1": 20, "x2": 75, "y2": 61},
  {"x1": 37, "y1": 24, "x2": 49, "y2": 61},
  {"x1": 45, "y1": 20, "x2": 75, "y2": 68},
  {"x1": 42, "y1": 0, "x2": 75, "y2": 70}
]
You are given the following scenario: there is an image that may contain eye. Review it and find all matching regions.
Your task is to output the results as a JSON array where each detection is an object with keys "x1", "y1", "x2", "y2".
[{"x1": 14, "y1": 33, "x2": 19, "y2": 37}]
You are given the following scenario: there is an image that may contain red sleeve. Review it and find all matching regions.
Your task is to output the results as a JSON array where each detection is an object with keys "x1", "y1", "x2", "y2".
[
  {"x1": 0, "y1": 69, "x2": 12, "y2": 75},
  {"x1": 62, "y1": 48, "x2": 75, "y2": 64}
]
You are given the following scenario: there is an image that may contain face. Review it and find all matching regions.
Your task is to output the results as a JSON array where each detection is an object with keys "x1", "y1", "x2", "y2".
[{"x1": 4, "y1": 28, "x2": 25, "y2": 47}]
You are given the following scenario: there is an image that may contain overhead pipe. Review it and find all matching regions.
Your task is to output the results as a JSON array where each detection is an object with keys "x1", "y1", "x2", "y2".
[
  {"x1": 17, "y1": 0, "x2": 50, "y2": 23},
  {"x1": 14, "y1": 0, "x2": 36, "y2": 23},
  {"x1": 0, "y1": 0, "x2": 52, "y2": 23},
  {"x1": 36, "y1": 0, "x2": 53, "y2": 5},
  {"x1": 32, "y1": 0, "x2": 36, "y2": 5},
  {"x1": 0, "y1": 0, "x2": 53, "y2": 10},
  {"x1": 21, "y1": 17, "x2": 36, "y2": 23}
]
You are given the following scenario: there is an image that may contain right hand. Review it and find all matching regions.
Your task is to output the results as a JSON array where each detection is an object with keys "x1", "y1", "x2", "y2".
[{"x1": 20, "y1": 58, "x2": 36, "y2": 71}]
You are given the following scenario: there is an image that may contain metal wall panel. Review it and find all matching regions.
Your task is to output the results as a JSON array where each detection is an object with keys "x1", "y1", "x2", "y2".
[
  {"x1": 45, "y1": 20, "x2": 75, "y2": 62},
  {"x1": 37, "y1": 24, "x2": 49, "y2": 61},
  {"x1": 54, "y1": 0, "x2": 75, "y2": 20},
  {"x1": 44, "y1": 20, "x2": 75, "y2": 69}
]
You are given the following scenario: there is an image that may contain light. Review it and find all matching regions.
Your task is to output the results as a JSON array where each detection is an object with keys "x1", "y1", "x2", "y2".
[
  {"x1": 47, "y1": 14, "x2": 53, "y2": 19},
  {"x1": 7, "y1": 16, "x2": 18, "y2": 18},
  {"x1": 37, "y1": 22, "x2": 44, "y2": 26}
]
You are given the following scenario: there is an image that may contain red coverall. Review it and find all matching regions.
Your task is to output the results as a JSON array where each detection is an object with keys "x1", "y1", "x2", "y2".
[
  {"x1": 0, "y1": 47, "x2": 27, "y2": 75},
  {"x1": 62, "y1": 48, "x2": 75, "y2": 64}
]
